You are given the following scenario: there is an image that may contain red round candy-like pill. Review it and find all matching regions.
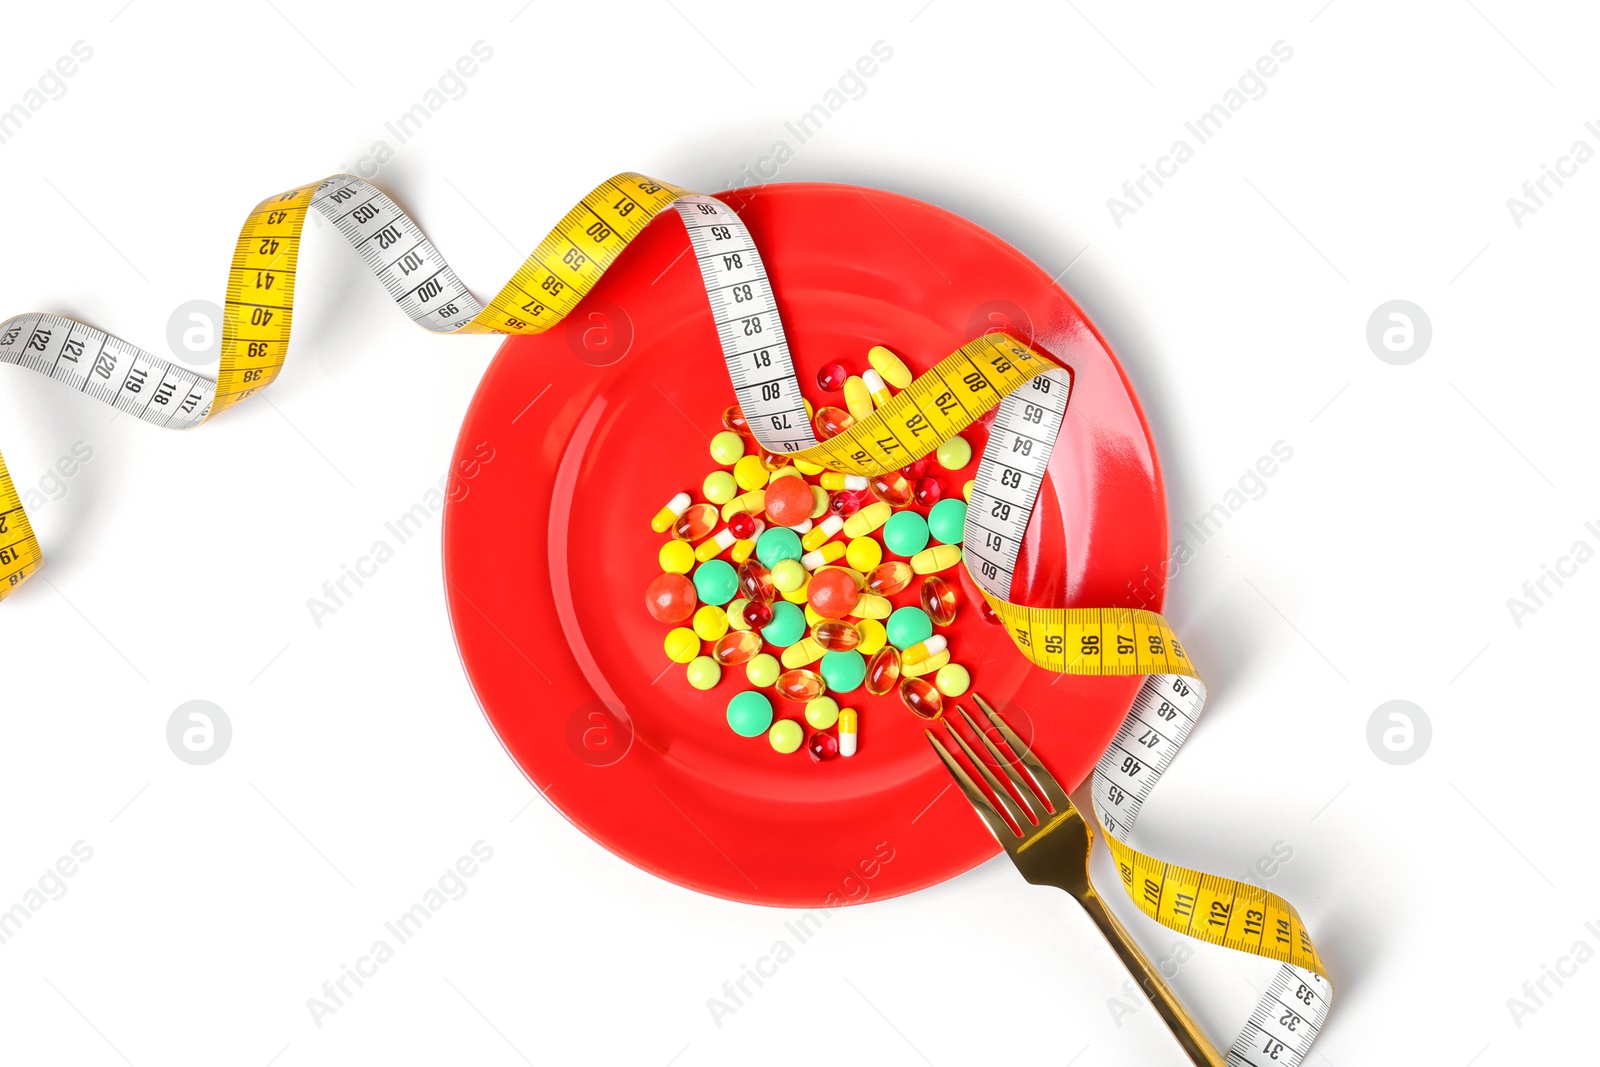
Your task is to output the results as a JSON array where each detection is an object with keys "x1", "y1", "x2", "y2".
[
  {"x1": 816, "y1": 362, "x2": 847, "y2": 391},
  {"x1": 807, "y1": 567, "x2": 860, "y2": 619},
  {"x1": 728, "y1": 512, "x2": 757, "y2": 539},
  {"x1": 764, "y1": 475, "x2": 815, "y2": 526},
  {"x1": 645, "y1": 572, "x2": 697, "y2": 624},
  {"x1": 913, "y1": 477, "x2": 942, "y2": 506}
]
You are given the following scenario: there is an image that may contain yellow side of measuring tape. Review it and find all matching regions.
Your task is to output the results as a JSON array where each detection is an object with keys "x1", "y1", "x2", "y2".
[{"x1": 0, "y1": 171, "x2": 1328, "y2": 1064}]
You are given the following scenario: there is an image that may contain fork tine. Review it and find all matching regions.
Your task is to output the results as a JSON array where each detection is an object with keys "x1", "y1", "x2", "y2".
[
  {"x1": 941, "y1": 709, "x2": 1032, "y2": 829},
  {"x1": 972, "y1": 693, "x2": 1074, "y2": 812},
  {"x1": 925, "y1": 730, "x2": 1017, "y2": 848},
  {"x1": 955, "y1": 704, "x2": 1047, "y2": 823}
]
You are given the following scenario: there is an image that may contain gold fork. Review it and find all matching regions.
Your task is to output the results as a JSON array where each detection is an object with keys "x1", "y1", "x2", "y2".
[{"x1": 927, "y1": 694, "x2": 1226, "y2": 1067}]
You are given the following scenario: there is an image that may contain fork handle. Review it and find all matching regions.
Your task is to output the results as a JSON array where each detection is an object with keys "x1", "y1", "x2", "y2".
[{"x1": 1077, "y1": 888, "x2": 1228, "y2": 1066}]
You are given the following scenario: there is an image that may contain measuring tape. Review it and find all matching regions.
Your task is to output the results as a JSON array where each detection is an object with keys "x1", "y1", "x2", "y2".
[{"x1": 0, "y1": 172, "x2": 1330, "y2": 1061}]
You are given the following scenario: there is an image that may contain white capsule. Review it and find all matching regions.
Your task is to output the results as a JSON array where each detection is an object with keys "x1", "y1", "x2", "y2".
[{"x1": 788, "y1": 518, "x2": 814, "y2": 535}]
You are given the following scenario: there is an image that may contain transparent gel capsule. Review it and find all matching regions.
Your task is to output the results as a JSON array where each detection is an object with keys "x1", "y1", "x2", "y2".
[
  {"x1": 807, "y1": 730, "x2": 840, "y2": 761},
  {"x1": 713, "y1": 629, "x2": 763, "y2": 666},
  {"x1": 869, "y1": 471, "x2": 913, "y2": 507},
  {"x1": 866, "y1": 646, "x2": 901, "y2": 696},
  {"x1": 776, "y1": 669, "x2": 826, "y2": 702},
  {"x1": 741, "y1": 599, "x2": 774, "y2": 628},
  {"x1": 866, "y1": 561, "x2": 913, "y2": 596},
  {"x1": 739, "y1": 559, "x2": 776, "y2": 603},
  {"x1": 722, "y1": 403, "x2": 753, "y2": 437},
  {"x1": 816, "y1": 362, "x2": 847, "y2": 391},
  {"x1": 759, "y1": 452, "x2": 785, "y2": 472},
  {"x1": 673, "y1": 503, "x2": 718, "y2": 541},
  {"x1": 899, "y1": 676, "x2": 944, "y2": 720},
  {"x1": 813, "y1": 406, "x2": 856, "y2": 440},
  {"x1": 920, "y1": 575, "x2": 958, "y2": 625},
  {"x1": 812, "y1": 620, "x2": 862, "y2": 652}
]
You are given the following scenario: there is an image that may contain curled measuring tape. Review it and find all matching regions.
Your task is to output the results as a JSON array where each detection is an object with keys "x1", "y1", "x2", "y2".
[{"x1": 0, "y1": 172, "x2": 1330, "y2": 1062}]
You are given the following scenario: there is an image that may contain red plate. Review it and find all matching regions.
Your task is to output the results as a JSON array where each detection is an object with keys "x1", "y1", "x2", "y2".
[{"x1": 443, "y1": 182, "x2": 1166, "y2": 907}]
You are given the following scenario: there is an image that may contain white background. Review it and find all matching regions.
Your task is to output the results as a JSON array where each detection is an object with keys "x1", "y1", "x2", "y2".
[{"x1": 0, "y1": 1, "x2": 1594, "y2": 1064}]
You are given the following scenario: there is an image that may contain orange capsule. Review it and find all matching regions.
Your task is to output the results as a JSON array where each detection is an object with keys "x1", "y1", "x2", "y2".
[
  {"x1": 673, "y1": 503, "x2": 718, "y2": 541},
  {"x1": 920, "y1": 575, "x2": 958, "y2": 625},
  {"x1": 866, "y1": 646, "x2": 901, "y2": 696},
  {"x1": 739, "y1": 559, "x2": 776, "y2": 603},
  {"x1": 722, "y1": 403, "x2": 754, "y2": 437},
  {"x1": 900, "y1": 676, "x2": 944, "y2": 720},
  {"x1": 776, "y1": 668, "x2": 826, "y2": 702},
  {"x1": 869, "y1": 470, "x2": 913, "y2": 507},
  {"x1": 866, "y1": 561, "x2": 914, "y2": 596},
  {"x1": 813, "y1": 406, "x2": 856, "y2": 440},
  {"x1": 813, "y1": 620, "x2": 862, "y2": 652},
  {"x1": 713, "y1": 629, "x2": 763, "y2": 666}
]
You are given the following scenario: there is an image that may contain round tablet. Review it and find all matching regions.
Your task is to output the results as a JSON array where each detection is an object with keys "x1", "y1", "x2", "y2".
[
  {"x1": 727, "y1": 691, "x2": 774, "y2": 737},
  {"x1": 936, "y1": 436, "x2": 973, "y2": 470},
  {"x1": 768, "y1": 719, "x2": 803, "y2": 753},
  {"x1": 755, "y1": 527, "x2": 803, "y2": 567},
  {"x1": 819, "y1": 650, "x2": 866, "y2": 693},
  {"x1": 693, "y1": 559, "x2": 739, "y2": 605},
  {"x1": 927, "y1": 498, "x2": 968, "y2": 545},
  {"x1": 882, "y1": 511, "x2": 930, "y2": 557},
  {"x1": 886, "y1": 606, "x2": 934, "y2": 650},
  {"x1": 745, "y1": 653, "x2": 780, "y2": 687},
  {"x1": 760, "y1": 601, "x2": 806, "y2": 647}
]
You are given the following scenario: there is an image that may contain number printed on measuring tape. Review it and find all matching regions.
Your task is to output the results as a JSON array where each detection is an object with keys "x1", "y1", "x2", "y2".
[{"x1": 0, "y1": 170, "x2": 1331, "y2": 1062}]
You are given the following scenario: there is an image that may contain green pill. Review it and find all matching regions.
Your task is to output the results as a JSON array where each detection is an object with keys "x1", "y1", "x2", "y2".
[
  {"x1": 755, "y1": 527, "x2": 803, "y2": 567},
  {"x1": 693, "y1": 559, "x2": 739, "y2": 605},
  {"x1": 727, "y1": 691, "x2": 774, "y2": 737},
  {"x1": 760, "y1": 601, "x2": 806, "y2": 647},
  {"x1": 885, "y1": 606, "x2": 933, "y2": 650},
  {"x1": 819, "y1": 650, "x2": 866, "y2": 693},
  {"x1": 927, "y1": 498, "x2": 968, "y2": 545},
  {"x1": 882, "y1": 511, "x2": 930, "y2": 557}
]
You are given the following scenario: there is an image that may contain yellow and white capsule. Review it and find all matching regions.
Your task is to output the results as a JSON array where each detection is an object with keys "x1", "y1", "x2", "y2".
[
  {"x1": 731, "y1": 520, "x2": 765, "y2": 565},
  {"x1": 844, "y1": 375, "x2": 874, "y2": 420},
  {"x1": 838, "y1": 708, "x2": 858, "y2": 757},
  {"x1": 910, "y1": 544, "x2": 963, "y2": 574},
  {"x1": 801, "y1": 541, "x2": 847, "y2": 570},
  {"x1": 868, "y1": 345, "x2": 913, "y2": 389},
  {"x1": 902, "y1": 634, "x2": 948, "y2": 667},
  {"x1": 802, "y1": 514, "x2": 845, "y2": 552},
  {"x1": 651, "y1": 492, "x2": 691, "y2": 533},
  {"x1": 862, "y1": 368, "x2": 891, "y2": 407},
  {"x1": 821, "y1": 472, "x2": 869, "y2": 491},
  {"x1": 843, "y1": 501, "x2": 892, "y2": 539},
  {"x1": 721, "y1": 489, "x2": 766, "y2": 521},
  {"x1": 695, "y1": 525, "x2": 742, "y2": 562},
  {"x1": 902, "y1": 649, "x2": 950, "y2": 678},
  {"x1": 788, "y1": 518, "x2": 814, "y2": 536}
]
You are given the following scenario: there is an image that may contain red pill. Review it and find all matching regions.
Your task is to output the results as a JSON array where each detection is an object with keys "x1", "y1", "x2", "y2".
[
  {"x1": 901, "y1": 458, "x2": 928, "y2": 481},
  {"x1": 645, "y1": 573, "x2": 697, "y2": 624},
  {"x1": 816, "y1": 362, "x2": 847, "y2": 391},
  {"x1": 913, "y1": 477, "x2": 943, "y2": 507},
  {"x1": 729, "y1": 511, "x2": 758, "y2": 540},
  {"x1": 742, "y1": 600, "x2": 774, "y2": 628},
  {"x1": 980, "y1": 599, "x2": 1001, "y2": 625},
  {"x1": 829, "y1": 489, "x2": 864, "y2": 516},
  {"x1": 807, "y1": 567, "x2": 861, "y2": 620},
  {"x1": 764, "y1": 475, "x2": 815, "y2": 527},
  {"x1": 807, "y1": 730, "x2": 840, "y2": 761}
]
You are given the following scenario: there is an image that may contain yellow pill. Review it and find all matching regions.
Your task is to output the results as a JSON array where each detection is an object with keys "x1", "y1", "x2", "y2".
[
  {"x1": 850, "y1": 593, "x2": 892, "y2": 620},
  {"x1": 727, "y1": 598, "x2": 751, "y2": 630},
  {"x1": 935, "y1": 436, "x2": 972, "y2": 470},
  {"x1": 747, "y1": 653, "x2": 780, "y2": 687},
  {"x1": 902, "y1": 648, "x2": 950, "y2": 678},
  {"x1": 911, "y1": 544, "x2": 963, "y2": 574},
  {"x1": 731, "y1": 533, "x2": 760, "y2": 565},
  {"x1": 781, "y1": 578, "x2": 811, "y2": 604},
  {"x1": 868, "y1": 344, "x2": 912, "y2": 388},
  {"x1": 664, "y1": 627, "x2": 699, "y2": 663},
  {"x1": 803, "y1": 397, "x2": 814, "y2": 418},
  {"x1": 809, "y1": 485, "x2": 829, "y2": 519},
  {"x1": 862, "y1": 368, "x2": 891, "y2": 407},
  {"x1": 806, "y1": 696, "x2": 840, "y2": 729},
  {"x1": 795, "y1": 458, "x2": 826, "y2": 476},
  {"x1": 772, "y1": 559, "x2": 807, "y2": 592},
  {"x1": 769, "y1": 466, "x2": 802, "y2": 482},
  {"x1": 845, "y1": 537, "x2": 882, "y2": 572},
  {"x1": 843, "y1": 501, "x2": 892, "y2": 538},
  {"x1": 844, "y1": 375, "x2": 874, "y2": 420},
  {"x1": 659, "y1": 540, "x2": 695, "y2": 574},
  {"x1": 693, "y1": 605, "x2": 729, "y2": 641},
  {"x1": 782, "y1": 637, "x2": 826, "y2": 668},
  {"x1": 703, "y1": 470, "x2": 738, "y2": 504},
  {"x1": 686, "y1": 655, "x2": 721, "y2": 691},
  {"x1": 804, "y1": 603, "x2": 825, "y2": 628},
  {"x1": 651, "y1": 491, "x2": 690, "y2": 534},
  {"x1": 856, "y1": 618, "x2": 887, "y2": 656},
  {"x1": 722, "y1": 489, "x2": 766, "y2": 520},
  {"x1": 734, "y1": 455, "x2": 769, "y2": 491},
  {"x1": 710, "y1": 431, "x2": 746, "y2": 465},
  {"x1": 935, "y1": 663, "x2": 971, "y2": 697},
  {"x1": 821, "y1": 472, "x2": 868, "y2": 491},
  {"x1": 962, "y1": 479, "x2": 974, "y2": 502}
]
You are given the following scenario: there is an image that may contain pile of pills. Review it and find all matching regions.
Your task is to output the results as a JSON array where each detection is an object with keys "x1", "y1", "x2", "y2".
[{"x1": 644, "y1": 344, "x2": 981, "y2": 760}]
